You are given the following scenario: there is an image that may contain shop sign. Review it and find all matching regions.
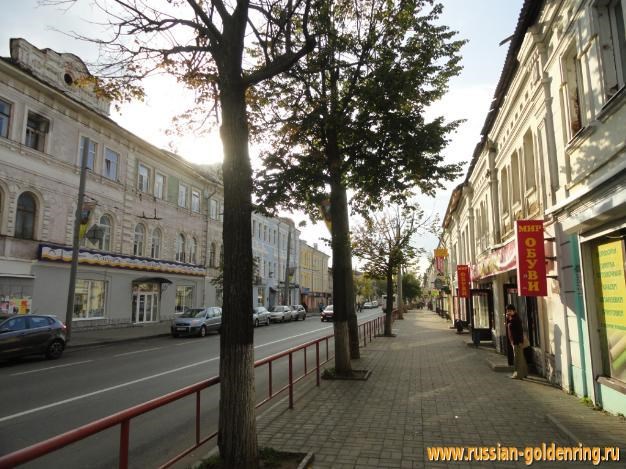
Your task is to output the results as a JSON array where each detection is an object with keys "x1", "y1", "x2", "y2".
[
  {"x1": 457, "y1": 265, "x2": 470, "y2": 298},
  {"x1": 39, "y1": 243, "x2": 207, "y2": 277},
  {"x1": 515, "y1": 220, "x2": 547, "y2": 296},
  {"x1": 434, "y1": 248, "x2": 448, "y2": 274},
  {"x1": 471, "y1": 240, "x2": 516, "y2": 280}
]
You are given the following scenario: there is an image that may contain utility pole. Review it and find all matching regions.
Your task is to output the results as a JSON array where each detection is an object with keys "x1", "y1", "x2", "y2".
[
  {"x1": 65, "y1": 138, "x2": 90, "y2": 342},
  {"x1": 284, "y1": 224, "x2": 292, "y2": 305}
]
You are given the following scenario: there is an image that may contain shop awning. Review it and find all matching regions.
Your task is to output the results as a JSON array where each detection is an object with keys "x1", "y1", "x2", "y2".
[{"x1": 132, "y1": 277, "x2": 173, "y2": 284}]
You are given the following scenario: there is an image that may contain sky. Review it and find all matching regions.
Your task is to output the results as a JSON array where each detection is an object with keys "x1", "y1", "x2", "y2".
[{"x1": 0, "y1": 0, "x2": 524, "y2": 272}]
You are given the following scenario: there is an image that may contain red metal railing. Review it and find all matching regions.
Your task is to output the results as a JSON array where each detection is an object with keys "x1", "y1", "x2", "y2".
[{"x1": 0, "y1": 315, "x2": 386, "y2": 469}]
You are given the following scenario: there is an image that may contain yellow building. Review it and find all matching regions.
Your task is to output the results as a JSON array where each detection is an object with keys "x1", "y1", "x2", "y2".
[{"x1": 299, "y1": 241, "x2": 330, "y2": 312}]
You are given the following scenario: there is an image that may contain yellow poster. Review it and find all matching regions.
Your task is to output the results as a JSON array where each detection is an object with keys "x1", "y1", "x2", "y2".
[{"x1": 593, "y1": 239, "x2": 626, "y2": 380}]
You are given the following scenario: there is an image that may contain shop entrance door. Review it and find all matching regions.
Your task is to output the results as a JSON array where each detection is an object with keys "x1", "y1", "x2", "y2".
[
  {"x1": 468, "y1": 289, "x2": 494, "y2": 344},
  {"x1": 132, "y1": 283, "x2": 160, "y2": 323}
]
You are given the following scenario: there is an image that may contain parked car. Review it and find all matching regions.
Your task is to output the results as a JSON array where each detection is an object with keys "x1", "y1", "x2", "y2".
[
  {"x1": 320, "y1": 305, "x2": 334, "y2": 322},
  {"x1": 171, "y1": 307, "x2": 222, "y2": 337},
  {"x1": 269, "y1": 305, "x2": 292, "y2": 322},
  {"x1": 0, "y1": 314, "x2": 66, "y2": 360},
  {"x1": 363, "y1": 301, "x2": 374, "y2": 309},
  {"x1": 290, "y1": 305, "x2": 307, "y2": 321},
  {"x1": 253, "y1": 307, "x2": 271, "y2": 327}
]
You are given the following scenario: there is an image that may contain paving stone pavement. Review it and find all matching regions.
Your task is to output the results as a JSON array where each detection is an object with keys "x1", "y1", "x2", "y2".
[{"x1": 256, "y1": 310, "x2": 626, "y2": 468}]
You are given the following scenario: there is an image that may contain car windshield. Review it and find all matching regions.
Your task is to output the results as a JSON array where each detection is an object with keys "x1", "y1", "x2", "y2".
[
  {"x1": 180, "y1": 308, "x2": 205, "y2": 318},
  {"x1": 271, "y1": 306, "x2": 284, "y2": 312},
  {"x1": 326, "y1": 305, "x2": 333, "y2": 311}
]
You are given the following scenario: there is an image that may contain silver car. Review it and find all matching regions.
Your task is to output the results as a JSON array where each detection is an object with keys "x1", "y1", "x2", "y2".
[
  {"x1": 171, "y1": 307, "x2": 222, "y2": 337},
  {"x1": 253, "y1": 307, "x2": 271, "y2": 327},
  {"x1": 269, "y1": 305, "x2": 292, "y2": 322},
  {"x1": 290, "y1": 305, "x2": 307, "y2": 321}
]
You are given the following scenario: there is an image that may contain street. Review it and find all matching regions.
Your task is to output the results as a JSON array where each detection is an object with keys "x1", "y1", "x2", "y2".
[{"x1": 0, "y1": 309, "x2": 382, "y2": 468}]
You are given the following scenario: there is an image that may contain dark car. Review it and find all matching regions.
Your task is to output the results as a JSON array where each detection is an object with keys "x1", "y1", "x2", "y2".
[
  {"x1": 0, "y1": 314, "x2": 66, "y2": 360},
  {"x1": 171, "y1": 307, "x2": 222, "y2": 337},
  {"x1": 320, "y1": 305, "x2": 334, "y2": 322}
]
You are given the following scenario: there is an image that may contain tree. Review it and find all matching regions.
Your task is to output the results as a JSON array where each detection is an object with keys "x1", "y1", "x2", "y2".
[
  {"x1": 53, "y1": 1, "x2": 315, "y2": 466},
  {"x1": 402, "y1": 271, "x2": 422, "y2": 304},
  {"x1": 354, "y1": 273, "x2": 375, "y2": 304},
  {"x1": 254, "y1": 0, "x2": 463, "y2": 372},
  {"x1": 352, "y1": 203, "x2": 429, "y2": 335}
]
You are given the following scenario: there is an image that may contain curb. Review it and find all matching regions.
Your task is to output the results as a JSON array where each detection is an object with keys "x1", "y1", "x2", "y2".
[
  {"x1": 67, "y1": 332, "x2": 171, "y2": 349},
  {"x1": 546, "y1": 414, "x2": 582, "y2": 444}
]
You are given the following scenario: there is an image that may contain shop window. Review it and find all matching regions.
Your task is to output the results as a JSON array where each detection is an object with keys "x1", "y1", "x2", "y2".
[
  {"x1": 74, "y1": 279, "x2": 106, "y2": 319},
  {"x1": 99, "y1": 215, "x2": 112, "y2": 251},
  {"x1": 595, "y1": 0, "x2": 626, "y2": 99},
  {"x1": 133, "y1": 224, "x2": 145, "y2": 256},
  {"x1": 15, "y1": 192, "x2": 37, "y2": 240},
  {"x1": 176, "y1": 233, "x2": 186, "y2": 262},
  {"x1": 175, "y1": 285, "x2": 194, "y2": 314},
  {"x1": 25, "y1": 112, "x2": 49, "y2": 152},
  {"x1": 79, "y1": 136, "x2": 98, "y2": 171},
  {"x1": 151, "y1": 228, "x2": 161, "y2": 259},
  {"x1": 0, "y1": 98, "x2": 11, "y2": 139},
  {"x1": 591, "y1": 236, "x2": 626, "y2": 383},
  {"x1": 103, "y1": 148, "x2": 119, "y2": 180}
]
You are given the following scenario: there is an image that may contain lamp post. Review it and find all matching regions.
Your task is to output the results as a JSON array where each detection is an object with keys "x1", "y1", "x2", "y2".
[{"x1": 65, "y1": 139, "x2": 90, "y2": 342}]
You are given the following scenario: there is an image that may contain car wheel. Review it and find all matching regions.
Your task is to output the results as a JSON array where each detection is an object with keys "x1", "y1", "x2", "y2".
[
  {"x1": 303, "y1": 314, "x2": 306, "y2": 320},
  {"x1": 172, "y1": 333, "x2": 179, "y2": 338},
  {"x1": 199, "y1": 326, "x2": 207, "y2": 337},
  {"x1": 255, "y1": 319, "x2": 259, "y2": 327},
  {"x1": 46, "y1": 340, "x2": 65, "y2": 359}
]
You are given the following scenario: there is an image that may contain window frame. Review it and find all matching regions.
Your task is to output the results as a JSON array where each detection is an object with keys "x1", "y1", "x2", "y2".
[
  {"x1": 191, "y1": 189, "x2": 201, "y2": 213},
  {"x1": 25, "y1": 111, "x2": 50, "y2": 152},
  {"x1": 133, "y1": 224, "x2": 145, "y2": 256},
  {"x1": 176, "y1": 233, "x2": 186, "y2": 262},
  {"x1": 138, "y1": 164, "x2": 150, "y2": 193},
  {"x1": 154, "y1": 173, "x2": 165, "y2": 199},
  {"x1": 79, "y1": 136, "x2": 98, "y2": 171},
  {"x1": 103, "y1": 147, "x2": 119, "y2": 181},
  {"x1": 15, "y1": 192, "x2": 37, "y2": 240},
  {"x1": 0, "y1": 97, "x2": 11, "y2": 139},
  {"x1": 99, "y1": 214, "x2": 112, "y2": 251},
  {"x1": 151, "y1": 228, "x2": 161, "y2": 259},
  {"x1": 73, "y1": 279, "x2": 107, "y2": 320},
  {"x1": 178, "y1": 183, "x2": 188, "y2": 208}
]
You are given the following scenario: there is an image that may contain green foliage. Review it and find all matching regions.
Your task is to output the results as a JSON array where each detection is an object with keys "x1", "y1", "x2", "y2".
[
  {"x1": 253, "y1": 0, "x2": 465, "y2": 217},
  {"x1": 402, "y1": 272, "x2": 422, "y2": 301}
]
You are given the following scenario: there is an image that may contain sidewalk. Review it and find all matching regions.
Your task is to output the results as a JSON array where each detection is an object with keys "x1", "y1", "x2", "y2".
[{"x1": 255, "y1": 310, "x2": 626, "y2": 468}]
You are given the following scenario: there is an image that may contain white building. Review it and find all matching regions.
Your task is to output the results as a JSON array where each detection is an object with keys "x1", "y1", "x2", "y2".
[{"x1": 0, "y1": 38, "x2": 224, "y2": 328}]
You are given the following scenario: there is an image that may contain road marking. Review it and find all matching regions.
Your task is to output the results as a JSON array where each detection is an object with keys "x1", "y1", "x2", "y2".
[
  {"x1": 114, "y1": 347, "x2": 161, "y2": 357},
  {"x1": 0, "y1": 357, "x2": 219, "y2": 424},
  {"x1": 254, "y1": 326, "x2": 332, "y2": 349},
  {"x1": 9, "y1": 360, "x2": 94, "y2": 377}
]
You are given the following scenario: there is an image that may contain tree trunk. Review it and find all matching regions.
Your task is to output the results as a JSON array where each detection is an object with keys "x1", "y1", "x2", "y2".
[
  {"x1": 385, "y1": 268, "x2": 394, "y2": 336},
  {"x1": 218, "y1": 80, "x2": 258, "y2": 468},
  {"x1": 328, "y1": 134, "x2": 353, "y2": 374}
]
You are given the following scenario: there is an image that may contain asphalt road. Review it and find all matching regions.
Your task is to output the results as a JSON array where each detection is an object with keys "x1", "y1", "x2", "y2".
[{"x1": 0, "y1": 309, "x2": 383, "y2": 468}]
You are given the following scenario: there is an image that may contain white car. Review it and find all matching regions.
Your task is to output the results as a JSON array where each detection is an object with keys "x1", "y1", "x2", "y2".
[
  {"x1": 269, "y1": 305, "x2": 292, "y2": 322},
  {"x1": 290, "y1": 305, "x2": 307, "y2": 321},
  {"x1": 253, "y1": 307, "x2": 271, "y2": 327}
]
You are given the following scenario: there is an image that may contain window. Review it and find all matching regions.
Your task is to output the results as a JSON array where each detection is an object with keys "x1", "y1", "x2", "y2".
[
  {"x1": 133, "y1": 224, "x2": 145, "y2": 256},
  {"x1": 189, "y1": 237, "x2": 197, "y2": 264},
  {"x1": 562, "y1": 44, "x2": 584, "y2": 138},
  {"x1": 138, "y1": 164, "x2": 150, "y2": 192},
  {"x1": 25, "y1": 112, "x2": 49, "y2": 152},
  {"x1": 264, "y1": 225, "x2": 267, "y2": 242},
  {"x1": 500, "y1": 168, "x2": 509, "y2": 215},
  {"x1": 0, "y1": 98, "x2": 11, "y2": 138},
  {"x1": 511, "y1": 152, "x2": 520, "y2": 205},
  {"x1": 209, "y1": 242, "x2": 216, "y2": 267},
  {"x1": 522, "y1": 130, "x2": 536, "y2": 191},
  {"x1": 151, "y1": 228, "x2": 161, "y2": 259},
  {"x1": 192, "y1": 190, "x2": 201, "y2": 213},
  {"x1": 99, "y1": 215, "x2": 112, "y2": 251},
  {"x1": 154, "y1": 173, "x2": 165, "y2": 199},
  {"x1": 176, "y1": 234, "x2": 186, "y2": 262},
  {"x1": 103, "y1": 148, "x2": 119, "y2": 180},
  {"x1": 15, "y1": 192, "x2": 36, "y2": 239},
  {"x1": 219, "y1": 244, "x2": 224, "y2": 267},
  {"x1": 175, "y1": 286, "x2": 194, "y2": 314},
  {"x1": 79, "y1": 136, "x2": 98, "y2": 170},
  {"x1": 74, "y1": 279, "x2": 106, "y2": 319},
  {"x1": 252, "y1": 220, "x2": 256, "y2": 236},
  {"x1": 3, "y1": 316, "x2": 27, "y2": 331},
  {"x1": 210, "y1": 199, "x2": 218, "y2": 219},
  {"x1": 178, "y1": 184, "x2": 188, "y2": 208},
  {"x1": 595, "y1": 0, "x2": 626, "y2": 98}
]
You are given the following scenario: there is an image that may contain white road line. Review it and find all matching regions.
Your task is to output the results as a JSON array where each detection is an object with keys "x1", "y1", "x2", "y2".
[
  {"x1": 253, "y1": 326, "x2": 332, "y2": 349},
  {"x1": 0, "y1": 357, "x2": 219, "y2": 424},
  {"x1": 9, "y1": 360, "x2": 94, "y2": 377},
  {"x1": 114, "y1": 347, "x2": 161, "y2": 357}
]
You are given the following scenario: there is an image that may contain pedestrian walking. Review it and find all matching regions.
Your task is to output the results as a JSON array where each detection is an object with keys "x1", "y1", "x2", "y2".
[{"x1": 506, "y1": 304, "x2": 528, "y2": 379}]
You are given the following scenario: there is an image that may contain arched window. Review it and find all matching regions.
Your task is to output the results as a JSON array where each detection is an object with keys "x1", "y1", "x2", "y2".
[
  {"x1": 209, "y1": 242, "x2": 216, "y2": 268},
  {"x1": 219, "y1": 244, "x2": 224, "y2": 267},
  {"x1": 151, "y1": 228, "x2": 161, "y2": 259},
  {"x1": 99, "y1": 215, "x2": 112, "y2": 251},
  {"x1": 15, "y1": 192, "x2": 36, "y2": 239},
  {"x1": 133, "y1": 224, "x2": 145, "y2": 256},
  {"x1": 189, "y1": 237, "x2": 197, "y2": 264},
  {"x1": 176, "y1": 234, "x2": 186, "y2": 262}
]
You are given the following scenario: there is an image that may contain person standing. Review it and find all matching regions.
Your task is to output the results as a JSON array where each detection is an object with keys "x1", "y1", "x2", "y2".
[{"x1": 506, "y1": 304, "x2": 528, "y2": 379}]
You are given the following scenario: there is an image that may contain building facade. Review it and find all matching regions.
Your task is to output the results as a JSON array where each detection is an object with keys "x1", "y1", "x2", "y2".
[
  {"x1": 0, "y1": 38, "x2": 224, "y2": 328},
  {"x1": 435, "y1": 0, "x2": 626, "y2": 415},
  {"x1": 299, "y1": 241, "x2": 330, "y2": 311}
]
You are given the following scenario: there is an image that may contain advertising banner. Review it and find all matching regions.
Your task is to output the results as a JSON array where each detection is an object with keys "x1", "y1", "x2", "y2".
[
  {"x1": 515, "y1": 220, "x2": 547, "y2": 296},
  {"x1": 434, "y1": 248, "x2": 448, "y2": 274},
  {"x1": 457, "y1": 264, "x2": 470, "y2": 298}
]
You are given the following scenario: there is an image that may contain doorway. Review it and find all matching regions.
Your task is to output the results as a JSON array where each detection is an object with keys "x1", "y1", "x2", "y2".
[{"x1": 132, "y1": 283, "x2": 160, "y2": 323}]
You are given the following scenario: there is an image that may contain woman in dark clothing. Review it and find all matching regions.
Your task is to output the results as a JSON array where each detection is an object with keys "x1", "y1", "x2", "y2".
[{"x1": 506, "y1": 304, "x2": 528, "y2": 379}]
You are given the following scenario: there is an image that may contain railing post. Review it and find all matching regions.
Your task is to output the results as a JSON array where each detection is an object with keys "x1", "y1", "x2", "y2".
[
  {"x1": 363, "y1": 324, "x2": 366, "y2": 347},
  {"x1": 119, "y1": 420, "x2": 130, "y2": 469},
  {"x1": 316, "y1": 342, "x2": 320, "y2": 386},
  {"x1": 288, "y1": 352, "x2": 294, "y2": 409},
  {"x1": 268, "y1": 361, "x2": 273, "y2": 399},
  {"x1": 195, "y1": 391, "x2": 201, "y2": 445},
  {"x1": 304, "y1": 347, "x2": 308, "y2": 375}
]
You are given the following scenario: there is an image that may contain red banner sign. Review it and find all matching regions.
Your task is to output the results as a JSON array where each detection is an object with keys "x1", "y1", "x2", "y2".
[
  {"x1": 457, "y1": 265, "x2": 470, "y2": 298},
  {"x1": 516, "y1": 220, "x2": 547, "y2": 296}
]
